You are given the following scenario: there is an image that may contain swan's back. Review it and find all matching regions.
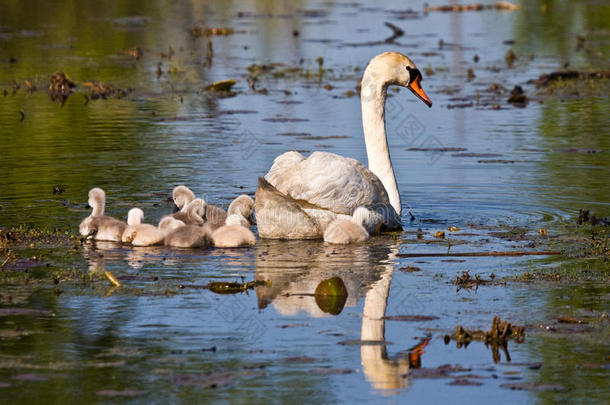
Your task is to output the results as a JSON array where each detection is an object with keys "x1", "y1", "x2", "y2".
[{"x1": 265, "y1": 151, "x2": 390, "y2": 215}]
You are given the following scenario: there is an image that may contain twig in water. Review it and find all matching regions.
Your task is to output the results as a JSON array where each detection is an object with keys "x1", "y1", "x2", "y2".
[{"x1": 397, "y1": 250, "x2": 561, "y2": 258}]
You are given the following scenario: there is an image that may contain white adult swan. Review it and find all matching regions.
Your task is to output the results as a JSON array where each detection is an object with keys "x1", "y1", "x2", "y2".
[{"x1": 255, "y1": 52, "x2": 432, "y2": 239}]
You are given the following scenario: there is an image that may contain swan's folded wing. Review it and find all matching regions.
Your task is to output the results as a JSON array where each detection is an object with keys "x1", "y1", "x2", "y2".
[
  {"x1": 265, "y1": 151, "x2": 390, "y2": 215},
  {"x1": 255, "y1": 178, "x2": 321, "y2": 239}
]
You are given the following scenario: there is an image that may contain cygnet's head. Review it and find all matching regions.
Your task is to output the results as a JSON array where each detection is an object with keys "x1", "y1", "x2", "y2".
[
  {"x1": 158, "y1": 216, "x2": 185, "y2": 234},
  {"x1": 228, "y1": 195, "x2": 254, "y2": 219},
  {"x1": 173, "y1": 185, "x2": 196, "y2": 210},
  {"x1": 352, "y1": 206, "x2": 370, "y2": 226},
  {"x1": 88, "y1": 187, "x2": 106, "y2": 215},
  {"x1": 127, "y1": 208, "x2": 145, "y2": 226},
  {"x1": 352, "y1": 206, "x2": 383, "y2": 234},
  {"x1": 225, "y1": 213, "x2": 249, "y2": 227},
  {"x1": 362, "y1": 52, "x2": 432, "y2": 107},
  {"x1": 185, "y1": 198, "x2": 205, "y2": 224}
]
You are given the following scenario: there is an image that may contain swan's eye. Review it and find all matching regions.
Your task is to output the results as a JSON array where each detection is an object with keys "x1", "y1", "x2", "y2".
[{"x1": 406, "y1": 66, "x2": 422, "y2": 83}]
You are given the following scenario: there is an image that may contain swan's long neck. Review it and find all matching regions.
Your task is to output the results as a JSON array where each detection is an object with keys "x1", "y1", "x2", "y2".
[
  {"x1": 361, "y1": 78, "x2": 401, "y2": 216},
  {"x1": 92, "y1": 196, "x2": 105, "y2": 216}
]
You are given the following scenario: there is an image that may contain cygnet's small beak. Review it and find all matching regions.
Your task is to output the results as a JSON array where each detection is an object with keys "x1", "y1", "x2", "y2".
[
  {"x1": 173, "y1": 203, "x2": 180, "y2": 213},
  {"x1": 408, "y1": 76, "x2": 432, "y2": 108}
]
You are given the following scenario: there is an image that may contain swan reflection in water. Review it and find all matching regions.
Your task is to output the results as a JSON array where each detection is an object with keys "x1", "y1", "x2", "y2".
[
  {"x1": 253, "y1": 238, "x2": 429, "y2": 392},
  {"x1": 82, "y1": 241, "x2": 170, "y2": 273},
  {"x1": 81, "y1": 237, "x2": 428, "y2": 391}
]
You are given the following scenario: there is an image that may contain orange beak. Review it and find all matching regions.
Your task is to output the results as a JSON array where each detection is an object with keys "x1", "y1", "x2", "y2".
[{"x1": 408, "y1": 76, "x2": 432, "y2": 108}]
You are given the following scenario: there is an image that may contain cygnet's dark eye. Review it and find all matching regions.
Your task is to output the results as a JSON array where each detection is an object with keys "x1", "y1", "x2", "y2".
[{"x1": 406, "y1": 66, "x2": 422, "y2": 82}]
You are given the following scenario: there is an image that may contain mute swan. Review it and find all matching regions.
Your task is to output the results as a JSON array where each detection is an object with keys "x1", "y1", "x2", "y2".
[
  {"x1": 228, "y1": 194, "x2": 255, "y2": 223},
  {"x1": 158, "y1": 216, "x2": 186, "y2": 235},
  {"x1": 211, "y1": 223, "x2": 256, "y2": 248},
  {"x1": 171, "y1": 185, "x2": 228, "y2": 229},
  {"x1": 122, "y1": 208, "x2": 164, "y2": 246},
  {"x1": 324, "y1": 207, "x2": 372, "y2": 244},
  {"x1": 163, "y1": 199, "x2": 211, "y2": 248},
  {"x1": 255, "y1": 52, "x2": 432, "y2": 239},
  {"x1": 166, "y1": 198, "x2": 205, "y2": 225},
  {"x1": 79, "y1": 188, "x2": 127, "y2": 241},
  {"x1": 210, "y1": 196, "x2": 256, "y2": 248},
  {"x1": 225, "y1": 213, "x2": 250, "y2": 228},
  {"x1": 171, "y1": 186, "x2": 201, "y2": 225},
  {"x1": 201, "y1": 199, "x2": 228, "y2": 231},
  {"x1": 173, "y1": 185, "x2": 196, "y2": 211},
  {"x1": 164, "y1": 225, "x2": 211, "y2": 248}
]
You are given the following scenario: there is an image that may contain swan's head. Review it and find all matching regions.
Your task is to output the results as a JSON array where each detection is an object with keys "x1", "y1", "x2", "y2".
[
  {"x1": 363, "y1": 52, "x2": 432, "y2": 107},
  {"x1": 88, "y1": 187, "x2": 106, "y2": 215},
  {"x1": 173, "y1": 185, "x2": 196, "y2": 211},
  {"x1": 127, "y1": 208, "x2": 144, "y2": 226}
]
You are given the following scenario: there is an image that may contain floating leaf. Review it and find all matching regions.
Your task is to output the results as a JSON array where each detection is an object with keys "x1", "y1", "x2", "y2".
[
  {"x1": 205, "y1": 79, "x2": 236, "y2": 92},
  {"x1": 207, "y1": 280, "x2": 269, "y2": 294},
  {"x1": 104, "y1": 271, "x2": 121, "y2": 287},
  {"x1": 314, "y1": 277, "x2": 348, "y2": 315},
  {"x1": 433, "y1": 231, "x2": 445, "y2": 239}
]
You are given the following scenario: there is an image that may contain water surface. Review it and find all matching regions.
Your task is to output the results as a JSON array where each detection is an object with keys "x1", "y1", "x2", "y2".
[{"x1": 1, "y1": 0, "x2": 609, "y2": 403}]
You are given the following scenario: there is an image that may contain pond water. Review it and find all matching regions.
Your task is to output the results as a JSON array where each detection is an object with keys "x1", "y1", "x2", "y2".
[{"x1": 0, "y1": 0, "x2": 609, "y2": 403}]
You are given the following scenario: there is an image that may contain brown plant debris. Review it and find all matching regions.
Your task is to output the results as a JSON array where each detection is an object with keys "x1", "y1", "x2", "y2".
[
  {"x1": 48, "y1": 71, "x2": 75, "y2": 102},
  {"x1": 507, "y1": 85, "x2": 527, "y2": 105},
  {"x1": 453, "y1": 271, "x2": 490, "y2": 289},
  {"x1": 577, "y1": 209, "x2": 610, "y2": 226},
  {"x1": 434, "y1": 231, "x2": 445, "y2": 239},
  {"x1": 383, "y1": 315, "x2": 439, "y2": 322},
  {"x1": 530, "y1": 71, "x2": 610, "y2": 87},
  {"x1": 396, "y1": 250, "x2": 561, "y2": 258},
  {"x1": 446, "y1": 317, "x2": 525, "y2": 362},
  {"x1": 445, "y1": 316, "x2": 525, "y2": 346},
  {"x1": 425, "y1": 2, "x2": 520, "y2": 13},
  {"x1": 120, "y1": 47, "x2": 143, "y2": 59},
  {"x1": 24, "y1": 80, "x2": 36, "y2": 92},
  {"x1": 189, "y1": 27, "x2": 235, "y2": 37},
  {"x1": 556, "y1": 316, "x2": 588, "y2": 324},
  {"x1": 83, "y1": 82, "x2": 129, "y2": 100},
  {"x1": 505, "y1": 49, "x2": 517, "y2": 66},
  {"x1": 399, "y1": 266, "x2": 421, "y2": 273},
  {"x1": 204, "y1": 79, "x2": 237, "y2": 92}
]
